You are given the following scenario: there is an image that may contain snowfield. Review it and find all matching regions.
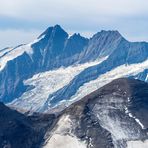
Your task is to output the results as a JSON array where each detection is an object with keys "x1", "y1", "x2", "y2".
[
  {"x1": 0, "y1": 37, "x2": 44, "y2": 71},
  {"x1": 66, "y1": 59, "x2": 148, "y2": 104},
  {"x1": 43, "y1": 134, "x2": 87, "y2": 148},
  {"x1": 43, "y1": 115, "x2": 86, "y2": 148},
  {"x1": 8, "y1": 58, "x2": 148, "y2": 113},
  {"x1": 9, "y1": 58, "x2": 106, "y2": 112},
  {"x1": 127, "y1": 140, "x2": 148, "y2": 148}
]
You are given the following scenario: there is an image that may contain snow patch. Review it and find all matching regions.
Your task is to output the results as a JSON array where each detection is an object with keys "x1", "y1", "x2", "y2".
[
  {"x1": 145, "y1": 74, "x2": 148, "y2": 81},
  {"x1": 43, "y1": 115, "x2": 86, "y2": 148},
  {"x1": 43, "y1": 134, "x2": 87, "y2": 148},
  {"x1": 127, "y1": 97, "x2": 130, "y2": 102},
  {"x1": 127, "y1": 140, "x2": 148, "y2": 148},
  {"x1": 68, "y1": 33, "x2": 74, "y2": 39},
  {"x1": 55, "y1": 115, "x2": 73, "y2": 133}
]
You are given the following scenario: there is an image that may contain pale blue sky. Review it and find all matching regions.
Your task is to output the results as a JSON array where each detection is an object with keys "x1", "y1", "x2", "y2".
[{"x1": 0, "y1": 0, "x2": 148, "y2": 48}]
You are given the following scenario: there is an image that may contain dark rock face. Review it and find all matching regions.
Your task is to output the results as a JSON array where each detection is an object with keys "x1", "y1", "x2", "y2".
[
  {"x1": 80, "y1": 30, "x2": 122, "y2": 63},
  {"x1": 64, "y1": 101, "x2": 114, "y2": 148},
  {"x1": 0, "y1": 102, "x2": 56, "y2": 148},
  {"x1": 45, "y1": 78, "x2": 148, "y2": 148},
  {"x1": 1, "y1": 78, "x2": 148, "y2": 148}
]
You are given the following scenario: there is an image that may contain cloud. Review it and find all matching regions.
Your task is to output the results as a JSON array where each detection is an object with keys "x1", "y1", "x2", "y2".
[
  {"x1": 0, "y1": 0, "x2": 148, "y2": 48},
  {"x1": 0, "y1": 29, "x2": 41, "y2": 49},
  {"x1": 0, "y1": 0, "x2": 148, "y2": 19}
]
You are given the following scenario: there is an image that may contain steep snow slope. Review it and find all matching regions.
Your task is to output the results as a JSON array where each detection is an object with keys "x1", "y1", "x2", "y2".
[
  {"x1": 43, "y1": 115, "x2": 87, "y2": 148},
  {"x1": 127, "y1": 140, "x2": 148, "y2": 148},
  {"x1": 44, "y1": 134, "x2": 87, "y2": 148},
  {"x1": 0, "y1": 37, "x2": 43, "y2": 71},
  {"x1": 9, "y1": 58, "x2": 107, "y2": 112}
]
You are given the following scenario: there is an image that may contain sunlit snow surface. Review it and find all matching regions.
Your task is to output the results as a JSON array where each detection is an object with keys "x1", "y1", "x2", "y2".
[
  {"x1": 65, "y1": 59, "x2": 148, "y2": 104},
  {"x1": 9, "y1": 58, "x2": 148, "y2": 112},
  {"x1": 9, "y1": 58, "x2": 106, "y2": 111},
  {"x1": 0, "y1": 37, "x2": 44, "y2": 71},
  {"x1": 43, "y1": 115, "x2": 87, "y2": 148},
  {"x1": 44, "y1": 135, "x2": 86, "y2": 148},
  {"x1": 39, "y1": 59, "x2": 148, "y2": 114},
  {"x1": 127, "y1": 140, "x2": 148, "y2": 148}
]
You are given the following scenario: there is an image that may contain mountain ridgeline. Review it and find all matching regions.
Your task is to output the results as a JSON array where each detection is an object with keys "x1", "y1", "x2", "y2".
[{"x1": 0, "y1": 25, "x2": 148, "y2": 110}]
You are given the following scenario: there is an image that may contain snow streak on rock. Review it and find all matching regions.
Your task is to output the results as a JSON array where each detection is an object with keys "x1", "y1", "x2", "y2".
[{"x1": 127, "y1": 140, "x2": 148, "y2": 148}]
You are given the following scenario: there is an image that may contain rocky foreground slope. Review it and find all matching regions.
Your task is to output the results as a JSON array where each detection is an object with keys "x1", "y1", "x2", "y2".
[
  {"x1": 0, "y1": 102, "x2": 56, "y2": 148},
  {"x1": 1, "y1": 78, "x2": 148, "y2": 148}
]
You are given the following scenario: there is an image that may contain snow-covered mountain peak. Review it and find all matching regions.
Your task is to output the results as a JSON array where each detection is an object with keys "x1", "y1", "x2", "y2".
[
  {"x1": 37, "y1": 26, "x2": 53, "y2": 39},
  {"x1": 92, "y1": 30, "x2": 123, "y2": 41},
  {"x1": 50, "y1": 24, "x2": 68, "y2": 38},
  {"x1": 37, "y1": 25, "x2": 68, "y2": 40}
]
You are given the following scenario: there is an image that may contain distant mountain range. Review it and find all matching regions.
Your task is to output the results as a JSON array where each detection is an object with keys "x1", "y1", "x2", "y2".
[{"x1": 0, "y1": 25, "x2": 148, "y2": 113}]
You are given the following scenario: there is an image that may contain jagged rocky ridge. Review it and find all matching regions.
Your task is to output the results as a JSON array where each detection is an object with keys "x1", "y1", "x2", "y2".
[
  {"x1": 1, "y1": 78, "x2": 148, "y2": 148},
  {"x1": 1, "y1": 25, "x2": 148, "y2": 112}
]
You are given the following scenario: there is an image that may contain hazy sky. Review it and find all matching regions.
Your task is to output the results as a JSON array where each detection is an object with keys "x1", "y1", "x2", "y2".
[{"x1": 0, "y1": 0, "x2": 148, "y2": 48}]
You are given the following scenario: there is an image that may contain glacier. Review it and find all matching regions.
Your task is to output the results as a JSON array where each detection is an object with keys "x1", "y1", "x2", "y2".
[{"x1": 9, "y1": 58, "x2": 106, "y2": 111}]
